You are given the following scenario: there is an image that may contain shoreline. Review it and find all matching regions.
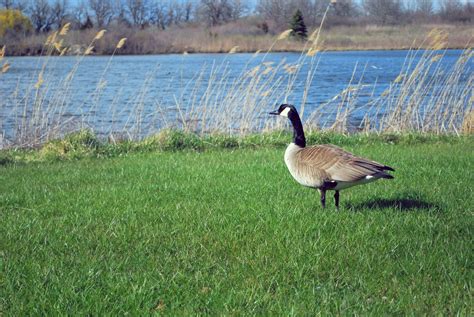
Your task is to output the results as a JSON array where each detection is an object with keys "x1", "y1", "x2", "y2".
[
  {"x1": 4, "y1": 46, "x2": 470, "y2": 58},
  {"x1": 2, "y1": 24, "x2": 471, "y2": 57}
]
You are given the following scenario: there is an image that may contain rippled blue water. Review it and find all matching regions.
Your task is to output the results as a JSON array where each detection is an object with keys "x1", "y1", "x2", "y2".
[{"x1": 0, "y1": 50, "x2": 471, "y2": 140}]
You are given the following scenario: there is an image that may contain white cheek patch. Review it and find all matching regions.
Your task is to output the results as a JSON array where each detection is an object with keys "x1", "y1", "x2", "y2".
[{"x1": 280, "y1": 107, "x2": 291, "y2": 117}]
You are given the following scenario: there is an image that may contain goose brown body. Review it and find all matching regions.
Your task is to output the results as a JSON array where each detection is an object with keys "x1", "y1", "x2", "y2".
[
  {"x1": 284, "y1": 142, "x2": 393, "y2": 191},
  {"x1": 270, "y1": 104, "x2": 394, "y2": 209}
]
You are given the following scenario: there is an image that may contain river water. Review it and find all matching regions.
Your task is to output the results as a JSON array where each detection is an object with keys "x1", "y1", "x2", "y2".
[{"x1": 0, "y1": 50, "x2": 471, "y2": 142}]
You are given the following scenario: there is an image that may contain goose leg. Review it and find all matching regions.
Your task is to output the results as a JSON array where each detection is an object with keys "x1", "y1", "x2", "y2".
[
  {"x1": 320, "y1": 189, "x2": 326, "y2": 209},
  {"x1": 334, "y1": 190, "x2": 340, "y2": 210}
]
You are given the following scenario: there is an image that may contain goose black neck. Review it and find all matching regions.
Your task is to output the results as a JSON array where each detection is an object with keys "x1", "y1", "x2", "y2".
[{"x1": 288, "y1": 110, "x2": 306, "y2": 148}]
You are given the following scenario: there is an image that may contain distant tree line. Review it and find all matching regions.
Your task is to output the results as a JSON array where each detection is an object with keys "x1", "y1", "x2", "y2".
[
  {"x1": 0, "y1": 0, "x2": 472, "y2": 37},
  {"x1": 258, "y1": 0, "x2": 473, "y2": 27},
  {"x1": 0, "y1": 0, "x2": 251, "y2": 32}
]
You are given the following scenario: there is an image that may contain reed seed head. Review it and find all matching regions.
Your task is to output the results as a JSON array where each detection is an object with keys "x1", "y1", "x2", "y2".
[
  {"x1": 307, "y1": 47, "x2": 319, "y2": 57},
  {"x1": 394, "y1": 74, "x2": 404, "y2": 83},
  {"x1": 45, "y1": 32, "x2": 58, "y2": 46},
  {"x1": 284, "y1": 63, "x2": 299, "y2": 74},
  {"x1": 247, "y1": 65, "x2": 260, "y2": 77},
  {"x1": 94, "y1": 29, "x2": 107, "y2": 41},
  {"x1": 59, "y1": 23, "x2": 71, "y2": 36},
  {"x1": 262, "y1": 66, "x2": 273, "y2": 75},
  {"x1": 85, "y1": 46, "x2": 94, "y2": 55},
  {"x1": 277, "y1": 29, "x2": 292, "y2": 40},
  {"x1": 228, "y1": 46, "x2": 239, "y2": 54},
  {"x1": 116, "y1": 38, "x2": 127, "y2": 49},
  {"x1": 35, "y1": 72, "x2": 44, "y2": 89},
  {"x1": 430, "y1": 54, "x2": 443, "y2": 63},
  {"x1": 1, "y1": 62, "x2": 10, "y2": 73},
  {"x1": 54, "y1": 39, "x2": 63, "y2": 53}
]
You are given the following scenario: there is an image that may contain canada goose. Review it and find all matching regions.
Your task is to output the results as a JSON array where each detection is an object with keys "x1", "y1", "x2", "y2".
[{"x1": 270, "y1": 104, "x2": 394, "y2": 209}]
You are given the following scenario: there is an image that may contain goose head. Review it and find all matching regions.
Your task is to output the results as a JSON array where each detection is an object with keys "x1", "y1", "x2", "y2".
[{"x1": 269, "y1": 104, "x2": 297, "y2": 118}]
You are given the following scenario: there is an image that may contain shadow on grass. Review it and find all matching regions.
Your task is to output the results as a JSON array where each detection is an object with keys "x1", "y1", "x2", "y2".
[{"x1": 347, "y1": 197, "x2": 442, "y2": 212}]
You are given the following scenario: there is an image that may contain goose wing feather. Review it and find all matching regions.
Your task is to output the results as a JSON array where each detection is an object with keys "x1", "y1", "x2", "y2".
[{"x1": 296, "y1": 144, "x2": 392, "y2": 182}]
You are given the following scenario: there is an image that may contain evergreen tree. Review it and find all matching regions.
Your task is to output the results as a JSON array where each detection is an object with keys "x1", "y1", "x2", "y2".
[{"x1": 289, "y1": 9, "x2": 307, "y2": 40}]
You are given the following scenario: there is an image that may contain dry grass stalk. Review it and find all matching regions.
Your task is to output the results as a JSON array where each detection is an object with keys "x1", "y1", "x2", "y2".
[
  {"x1": 308, "y1": 28, "x2": 320, "y2": 43},
  {"x1": 0, "y1": 46, "x2": 5, "y2": 60},
  {"x1": 461, "y1": 110, "x2": 473, "y2": 134},
  {"x1": 1, "y1": 21, "x2": 472, "y2": 149},
  {"x1": 428, "y1": 28, "x2": 448, "y2": 50},
  {"x1": 393, "y1": 74, "x2": 404, "y2": 84}
]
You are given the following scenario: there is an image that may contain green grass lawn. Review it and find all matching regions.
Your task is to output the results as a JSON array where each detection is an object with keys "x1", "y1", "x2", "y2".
[{"x1": 1, "y1": 139, "x2": 473, "y2": 315}]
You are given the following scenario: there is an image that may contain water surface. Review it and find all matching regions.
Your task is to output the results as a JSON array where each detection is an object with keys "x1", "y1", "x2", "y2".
[{"x1": 0, "y1": 50, "x2": 471, "y2": 141}]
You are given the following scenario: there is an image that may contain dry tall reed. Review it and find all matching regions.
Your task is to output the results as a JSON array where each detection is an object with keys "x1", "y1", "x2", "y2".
[{"x1": 0, "y1": 11, "x2": 472, "y2": 149}]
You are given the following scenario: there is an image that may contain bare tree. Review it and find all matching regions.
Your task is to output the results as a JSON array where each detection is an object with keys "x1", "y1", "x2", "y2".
[
  {"x1": 439, "y1": 0, "x2": 462, "y2": 14},
  {"x1": 257, "y1": 0, "x2": 330, "y2": 28},
  {"x1": 415, "y1": 0, "x2": 433, "y2": 15},
  {"x1": 230, "y1": 0, "x2": 248, "y2": 20},
  {"x1": 126, "y1": 0, "x2": 149, "y2": 27},
  {"x1": 51, "y1": 0, "x2": 69, "y2": 29},
  {"x1": 29, "y1": 0, "x2": 54, "y2": 32},
  {"x1": 332, "y1": 0, "x2": 358, "y2": 17},
  {"x1": 89, "y1": 0, "x2": 114, "y2": 27},
  {"x1": 439, "y1": 0, "x2": 470, "y2": 22},
  {"x1": 363, "y1": 0, "x2": 403, "y2": 24},
  {"x1": 0, "y1": 0, "x2": 13, "y2": 9},
  {"x1": 183, "y1": 0, "x2": 193, "y2": 22},
  {"x1": 71, "y1": 1, "x2": 88, "y2": 27},
  {"x1": 149, "y1": 1, "x2": 167, "y2": 29},
  {"x1": 198, "y1": 0, "x2": 233, "y2": 26},
  {"x1": 1, "y1": 0, "x2": 28, "y2": 10},
  {"x1": 257, "y1": 0, "x2": 291, "y2": 27}
]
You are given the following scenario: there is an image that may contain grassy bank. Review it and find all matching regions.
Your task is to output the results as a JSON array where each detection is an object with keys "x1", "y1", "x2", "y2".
[
  {"x1": 0, "y1": 130, "x2": 471, "y2": 164},
  {"x1": 1, "y1": 134, "x2": 473, "y2": 314},
  {"x1": 4, "y1": 23, "x2": 473, "y2": 56}
]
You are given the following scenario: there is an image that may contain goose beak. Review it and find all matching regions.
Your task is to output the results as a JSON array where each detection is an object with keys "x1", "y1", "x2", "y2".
[{"x1": 269, "y1": 110, "x2": 279, "y2": 115}]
